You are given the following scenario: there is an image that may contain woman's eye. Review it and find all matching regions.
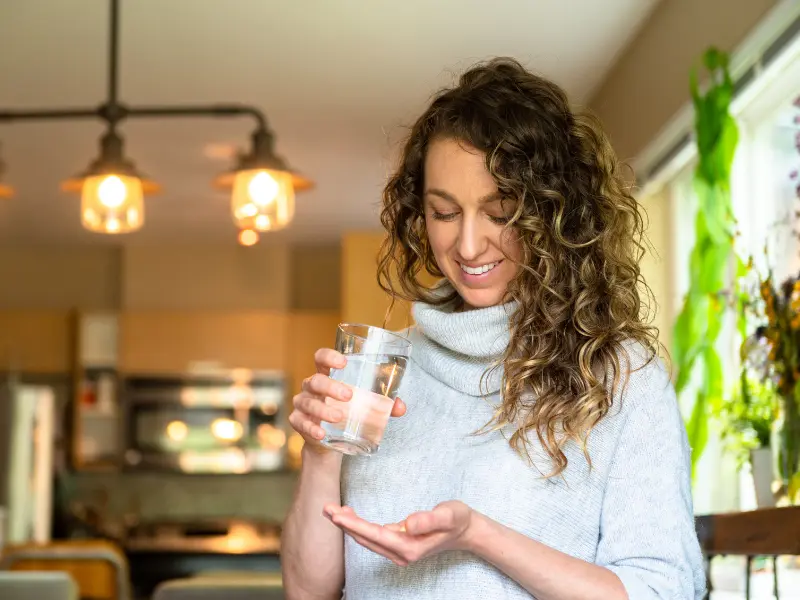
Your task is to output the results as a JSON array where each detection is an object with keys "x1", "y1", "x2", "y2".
[
  {"x1": 431, "y1": 211, "x2": 458, "y2": 222},
  {"x1": 488, "y1": 215, "x2": 512, "y2": 225}
]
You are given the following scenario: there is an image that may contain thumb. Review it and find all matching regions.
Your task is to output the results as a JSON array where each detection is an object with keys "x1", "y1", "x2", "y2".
[{"x1": 391, "y1": 397, "x2": 407, "y2": 417}]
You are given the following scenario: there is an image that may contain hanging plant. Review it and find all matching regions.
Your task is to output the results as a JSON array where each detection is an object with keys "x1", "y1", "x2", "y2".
[{"x1": 673, "y1": 47, "x2": 743, "y2": 479}]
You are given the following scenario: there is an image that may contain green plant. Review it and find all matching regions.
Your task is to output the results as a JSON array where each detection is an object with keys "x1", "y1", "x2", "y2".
[
  {"x1": 754, "y1": 270, "x2": 800, "y2": 502},
  {"x1": 711, "y1": 367, "x2": 775, "y2": 470},
  {"x1": 673, "y1": 47, "x2": 741, "y2": 479}
]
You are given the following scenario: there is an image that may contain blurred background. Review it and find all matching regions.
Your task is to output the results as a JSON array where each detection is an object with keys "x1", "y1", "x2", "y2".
[{"x1": 0, "y1": 1, "x2": 798, "y2": 598}]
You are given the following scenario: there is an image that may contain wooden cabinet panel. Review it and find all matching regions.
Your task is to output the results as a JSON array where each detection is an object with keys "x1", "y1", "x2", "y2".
[
  {"x1": 341, "y1": 232, "x2": 414, "y2": 331},
  {"x1": 119, "y1": 311, "x2": 289, "y2": 373},
  {"x1": 0, "y1": 311, "x2": 72, "y2": 373},
  {"x1": 287, "y1": 311, "x2": 341, "y2": 395},
  {"x1": 341, "y1": 232, "x2": 438, "y2": 331}
]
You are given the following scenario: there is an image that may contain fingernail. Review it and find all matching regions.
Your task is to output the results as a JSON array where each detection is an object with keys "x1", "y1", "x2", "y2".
[
  {"x1": 329, "y1": 410, "x2": 343, "y2": 422},
  {"x1": 341, "y1": 387, "x2": 353, "y2": 400}
]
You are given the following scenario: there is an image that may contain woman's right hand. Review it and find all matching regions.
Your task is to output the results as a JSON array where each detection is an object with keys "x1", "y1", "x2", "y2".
[{"x1": 289, "y1": 348, "x2": 407, "y2": 454}]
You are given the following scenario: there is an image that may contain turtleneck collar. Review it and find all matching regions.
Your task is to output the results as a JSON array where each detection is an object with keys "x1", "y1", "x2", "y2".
[{"x1": 408, "y1": 284, "x2": 515, "y2": 396}]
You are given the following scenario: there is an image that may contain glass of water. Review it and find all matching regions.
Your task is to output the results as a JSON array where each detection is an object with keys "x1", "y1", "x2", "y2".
[{"x1": 320, "y1": 323, "x2": 411, "y2": 455}]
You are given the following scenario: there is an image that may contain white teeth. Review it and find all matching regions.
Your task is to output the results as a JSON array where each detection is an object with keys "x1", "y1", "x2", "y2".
[{"x1": 459, "y1": 261, "x2": 499, "y2": 275}]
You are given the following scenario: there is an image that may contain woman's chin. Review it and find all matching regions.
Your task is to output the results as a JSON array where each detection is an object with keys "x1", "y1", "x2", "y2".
[{"x1": 452, "y1": 285, "x2": 508, "y2": 310}]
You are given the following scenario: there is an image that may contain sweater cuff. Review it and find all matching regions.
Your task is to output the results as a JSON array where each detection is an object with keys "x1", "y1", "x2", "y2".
[{"x1": 607, "y1": 566, "x2": 659, "y2": 600}]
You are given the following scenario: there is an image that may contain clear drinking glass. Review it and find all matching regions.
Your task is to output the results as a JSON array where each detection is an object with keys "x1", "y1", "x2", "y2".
[{"x1": 320, "y1": 323, "x2": 412, "y2": 455}]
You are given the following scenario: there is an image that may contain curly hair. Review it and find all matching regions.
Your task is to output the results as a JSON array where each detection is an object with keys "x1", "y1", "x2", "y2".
[{"x1": 377, "y1": 57, "x2": 660, "y2": 476}]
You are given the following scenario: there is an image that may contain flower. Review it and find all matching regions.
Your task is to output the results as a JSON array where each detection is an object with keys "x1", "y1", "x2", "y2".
[{"x1": 743, "y1": 267, "x2": 799, "y2": 407}]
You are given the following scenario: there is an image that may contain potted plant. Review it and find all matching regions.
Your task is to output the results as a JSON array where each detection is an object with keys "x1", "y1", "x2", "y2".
[
  {"x1": 712, "y1": 349, "x2": 776, "y2": 507},
  {"x1": 734, "y1": 263, "x2": 800, "y2": 506},
  {"x1": 758, "y1": 271, "x2": 800, "y2": 504}
]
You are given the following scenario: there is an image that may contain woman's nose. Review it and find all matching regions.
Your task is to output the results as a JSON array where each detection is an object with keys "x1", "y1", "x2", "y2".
[{"x1": 456, "y1": 215, "x2": 488, "y2": 261}]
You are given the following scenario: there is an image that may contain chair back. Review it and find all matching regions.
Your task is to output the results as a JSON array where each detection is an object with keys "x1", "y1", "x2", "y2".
[
  {"x1": 0, "y1": 571, "x2": 79, "y2": 600},
  {"x1": 153, "y1": 573, "x2": 284, "y2": 600}
]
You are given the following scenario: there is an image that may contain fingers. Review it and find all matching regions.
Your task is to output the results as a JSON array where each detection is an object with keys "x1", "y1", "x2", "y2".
[
  {"x1": 288, "y1": 409, "x2": 325, "y2": 441},
  {"x1": 322, "y1": 504, "x2": 353, "y2": 518},
  {"x1": 347, "y1": 530, "x2": 408, "y2": 567},
  {"x1": 302, "y1": 373, "x2": 353, "y2": 403},
  {"x1": 314, "y1": 348, "x2": 347, "y2": 375},
  {"x1": 404, "y1": 508, "x2": 454, "y2": 536},
  {"x1": 324, "y1": 510, "x2": 409, "y2": 566},
  {"x1": 331, "y1": 512, "x2": 405, "y2": 549},
  {"x1": 290, "y1": 365, "x2": 353, "y2": 445},
  {"x1": 390, "y1": 397, "x2": 407, "y2": 417},
  {"x1": 292, "y1": 392, "x2": 343, "y2": 424}
]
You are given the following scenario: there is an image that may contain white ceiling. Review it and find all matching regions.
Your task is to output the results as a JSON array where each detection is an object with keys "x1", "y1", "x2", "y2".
[{"x1": 0, "y1": 0, "x2": 660, "y2": 245}]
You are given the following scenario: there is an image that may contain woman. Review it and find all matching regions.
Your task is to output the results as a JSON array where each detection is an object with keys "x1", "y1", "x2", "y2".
[{"x1": 282, "y1": 58, "x2": 706, "y2": 600}]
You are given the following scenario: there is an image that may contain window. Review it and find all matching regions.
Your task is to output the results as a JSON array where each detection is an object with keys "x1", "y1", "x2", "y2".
[{"x1": 660, "y1": 51, "x2": 800, "y2": 515}]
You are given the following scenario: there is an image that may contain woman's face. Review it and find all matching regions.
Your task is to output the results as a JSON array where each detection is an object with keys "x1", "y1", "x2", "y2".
[{"x1": 423, "y1": 138, "x2": 521, "y2": 309}]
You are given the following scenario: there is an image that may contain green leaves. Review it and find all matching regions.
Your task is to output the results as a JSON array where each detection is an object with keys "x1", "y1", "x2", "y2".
[
  {"x1": 673, "y1": 47, "x2": 741, "y2": 480},
  {"x1": 674, "y1": 293, "x2": 709, "y2": 393},
  {"x1": 685, "y1": 347, "x2": 725, "y2": 480},
  {"x1": 789, "y1": 472, "x2": 800, "y2": 505},
  {"x1": 686, "y1": 391, "x2": 710, "y2": 481}
]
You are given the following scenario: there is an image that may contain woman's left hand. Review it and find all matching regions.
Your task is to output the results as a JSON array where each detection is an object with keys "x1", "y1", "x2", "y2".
[{"x1": 323, "y1": 501, "x2": 473, "y2": 566}]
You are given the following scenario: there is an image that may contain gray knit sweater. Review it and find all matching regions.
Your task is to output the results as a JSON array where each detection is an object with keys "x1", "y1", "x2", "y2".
[{"x1": 341, "y1": 298, "x2": 706, "y2": 599}]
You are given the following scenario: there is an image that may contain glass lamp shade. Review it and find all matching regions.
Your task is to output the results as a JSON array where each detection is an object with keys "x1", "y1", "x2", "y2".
[
  {"x1": 230, "y1": 169, "x2": 295, "y2": 232},
  {"x1": 80, "y1": 174, "x2": 144, "y2": 234},
  {"x1": 0, "y1": 183, "x2": 14, "y2": 198}
]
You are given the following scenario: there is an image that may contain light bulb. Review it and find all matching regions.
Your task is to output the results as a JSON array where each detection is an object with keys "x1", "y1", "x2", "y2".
[
  {"x1": 230, "y1": 169, "x2": 295, "y2": 232},
  {"x1": 80, "y1": 174, "x2": 144, "y2": 234},
  {"x1": 97, "y1": 175, "x2": 127, "y2": 208},
  {"x1": 248, "y1": 171, "x2": 279, "y2": 206}
]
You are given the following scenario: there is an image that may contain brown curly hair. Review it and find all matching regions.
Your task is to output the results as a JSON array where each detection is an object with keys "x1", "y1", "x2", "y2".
[{"x1": 377, "y1": 57, "x2": 660, "y2": 476}]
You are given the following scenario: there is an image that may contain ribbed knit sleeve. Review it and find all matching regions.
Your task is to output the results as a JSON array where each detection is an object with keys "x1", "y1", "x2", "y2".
[{"x1": 594, "y1": 361, "x2": 707, "y2": 600}]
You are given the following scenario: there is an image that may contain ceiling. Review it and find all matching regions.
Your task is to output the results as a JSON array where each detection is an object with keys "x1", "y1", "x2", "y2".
[{"x1": 0, "y1": 0, "x2": 660, "y2": 246}]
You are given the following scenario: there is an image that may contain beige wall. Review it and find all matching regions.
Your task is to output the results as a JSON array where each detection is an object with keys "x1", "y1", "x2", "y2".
[
  {"x1": 290, "y1": 244, "x2": 341, "y2": 311},
  {"x1": 639, "y1": 189, "x2": 673, "y2": 354},
  {"x1": 0, "y1": 247, "x2": 121, "y2": 310},
  {"x1": 341, "y1": 231, "x2": 415, "y2": 331},
  {"x1": 340, "y1": 232, "x2": 441, "y2": 331},
  {"x1": 0, "y1": 243, "x2": 340, "y2": 312},
  {"x1": 122, "y1": 244, "x2": 291, "y2": 310},
  {"x1": 589, "y1": 0, "x2": 776, "y2": 162}
]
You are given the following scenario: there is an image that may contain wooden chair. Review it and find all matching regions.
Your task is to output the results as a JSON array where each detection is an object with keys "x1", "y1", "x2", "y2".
[
  {"x1": 0, "y1": 571, "x2": 79, "y2": 600},
  {"x1": 153, "y1": 572, "x2": 283, "y2": 600},
  {"x1": 695, "y1": 506, "x2": 800, "y2": 600},
  {"x1": 0, "y1": 539, "x2": 130, "y2": 600}
]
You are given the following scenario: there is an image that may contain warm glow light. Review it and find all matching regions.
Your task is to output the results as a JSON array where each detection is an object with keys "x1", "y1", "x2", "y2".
[
  {"x1": 178, "y1": 449, "x2": 248, "y2": 474},
  {"x1": 230, "y1": 169, "x2": 294, "y2": 232},
  {"x1": 166, "y1": 420, "x2": 189, "y2": 442},
  {"x1": 80, "y1": 174, "x2": 144, "y2": 234},
  {"x1": 260, "y1": 402, "x2": 278, "y2": 416},
  {"x1": 247, "y1": 171, "x2": 279, "y2": 206},
  {"x1": 257, "y1": 424, "x2": 287, "y2": 450},
  {"x1": 238, "y1": 229, "x2": 259, "y2": 246},
  {"x1": 97, "y1": 175, "x2": 127, "y2": 207},
  {"x1": 211, "y1": 418, "x2": 243, "y2": 442}
]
